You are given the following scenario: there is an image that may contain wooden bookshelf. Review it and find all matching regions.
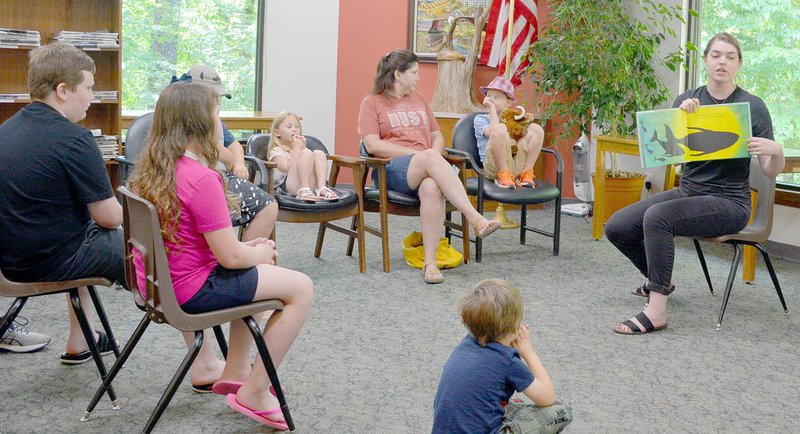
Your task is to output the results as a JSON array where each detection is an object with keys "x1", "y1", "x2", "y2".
[{"x1": 0, "y1": 0, "x2": 122, "y2": 187}]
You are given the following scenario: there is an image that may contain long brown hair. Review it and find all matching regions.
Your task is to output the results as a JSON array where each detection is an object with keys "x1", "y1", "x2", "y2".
[
  {"x1": 372, "y1": 49, "x2": 419, "y2": 95},
  {"x1": 130, "y1": 81, "x2": 238, "y2": 248}
]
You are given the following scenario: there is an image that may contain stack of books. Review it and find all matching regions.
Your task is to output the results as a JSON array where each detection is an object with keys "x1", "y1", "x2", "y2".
[
  {"x1": 0, "y1": 28, "x2": 41, "y2": 48},
  {"x1": 51, "y1": 30, "x2": 119, "y2": 49},
  {"x1": 92, "y1": 91, "x2": 118, "y2": 102},
  {"x1": 0, "y1": 93, "x2": 30, "y2": 103},
  {"x1": 92, "y1": 130, "x2": 119, "y2": 160}
]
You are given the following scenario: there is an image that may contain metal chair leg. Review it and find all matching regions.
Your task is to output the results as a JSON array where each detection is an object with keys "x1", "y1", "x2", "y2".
[
  {"x1": 717, "y1": 244, "x2": 743, "y2": 330},
  {"x1": 693, "y1": 239, "x2": 715, "y2": 295},
  {"x1": 87, "y1": 285, "x2": 120, "y2": 357},
  {"x1": 143, "y1": 330, "x2": 203, "y2": 433},
  {"x1": 82, "y1": 314, "x2": 151, "y2": 420},
  {"x1": 754, "y1": 243, "x2": 788, "y2": 314},
  {"x1": 212, "y1": 325, "x2": 228, "y2": 359},
  {"x1": 345, "y1": 215, "x2": 357, "y2": 257},
  {"x1": 0, "y1": 297, "x2": 27, "y2": 338},
  {"x1": 520, "y1": 205, "x2": 527, "y2": 245},
  {"x1": 243, "y1": 315, "x2": 295, "y2": 432},
  {"x1": 69, "y1": 288, "x2": 117, "y2": 402}
]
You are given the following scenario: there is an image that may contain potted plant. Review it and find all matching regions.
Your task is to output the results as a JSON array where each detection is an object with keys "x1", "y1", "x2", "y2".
[{"x1": 524, "y1": 0, "x2": 694, "y2": 217}]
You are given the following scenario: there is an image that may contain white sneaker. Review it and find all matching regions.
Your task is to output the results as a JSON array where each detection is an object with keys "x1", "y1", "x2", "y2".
[{"x1": 0, "y1": 316, "x2": 51, "y2": 353}]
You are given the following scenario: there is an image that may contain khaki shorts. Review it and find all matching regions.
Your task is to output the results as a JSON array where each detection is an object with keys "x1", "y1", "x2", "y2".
[{"x1": 484, "y1": 137, "x2": 530, "y2": 180}]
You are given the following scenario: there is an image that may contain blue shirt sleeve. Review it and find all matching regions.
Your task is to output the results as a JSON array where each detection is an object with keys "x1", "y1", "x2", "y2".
[
  {"x1": 508, "y1": 352, "x2": 535, "y2": 393},
  {"x1": 222, "y1": 123, "x2": 236, "y2": 147},
  {"x1": 474, "y1": 114, "x2": 491, "y2": 163}
]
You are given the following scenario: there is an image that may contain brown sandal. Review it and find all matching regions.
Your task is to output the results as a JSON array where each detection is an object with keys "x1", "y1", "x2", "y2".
[
  {"x1": 474, "y1": 219, "x2": 500, "y2": 238},
  {"x1": 423, "y1": 263, "x2": 444, "y2": 284}
]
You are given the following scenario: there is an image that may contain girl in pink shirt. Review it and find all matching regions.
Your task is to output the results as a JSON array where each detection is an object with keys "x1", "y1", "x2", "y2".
[{"x1": 130, "y1": 81, "x2": 312, "y2": 430}]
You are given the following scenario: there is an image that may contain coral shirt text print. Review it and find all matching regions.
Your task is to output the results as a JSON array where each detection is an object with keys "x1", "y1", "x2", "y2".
[{"x1": 386, "y1": 108, "x2": 430, "y2": 130}]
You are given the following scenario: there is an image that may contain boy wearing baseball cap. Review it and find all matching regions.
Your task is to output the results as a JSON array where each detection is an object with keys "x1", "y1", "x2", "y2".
[
  {"x1": 474, "y1": 76, "x2": 544, "y2": 188},
  {"x1": 172, "y1": 65, "x2": 277, "y2": 247}
]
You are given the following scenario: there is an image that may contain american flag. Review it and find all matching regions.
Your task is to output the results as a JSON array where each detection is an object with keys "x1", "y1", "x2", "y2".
[{"x1": 479, "y1": 0, "x2": 539, "y2": 86}]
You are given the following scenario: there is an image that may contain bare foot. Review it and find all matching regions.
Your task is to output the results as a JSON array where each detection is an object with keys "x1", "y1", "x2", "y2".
[{"x1": 190, "y1": 357, "x2": 225, "y2": 387}]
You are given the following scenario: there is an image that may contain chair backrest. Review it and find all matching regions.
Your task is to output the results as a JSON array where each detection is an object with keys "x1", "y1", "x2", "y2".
[
  {"x1": 359, "y1": 140, "x2": 372, "y2": 158},
  {"x1": 745, "y1": 157, "x2": 776, "y2": 240},
  {"x1": 124, "y1": 112, "x2": 154, "y2": 161},
  {"x1": 452, "y1": 112, "x2": 485, "y2": 170},
  {"x1": 120, "y1": 186, "x2": 241, "y2": 330},
  {"x1": 246, "y1": 133, "x2": 328, "y2": 160}
]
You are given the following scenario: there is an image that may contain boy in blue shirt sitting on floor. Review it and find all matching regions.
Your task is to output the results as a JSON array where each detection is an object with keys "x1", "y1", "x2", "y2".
[{"x1": 432, "y1": 279, "x2": 572, "y2": 433}]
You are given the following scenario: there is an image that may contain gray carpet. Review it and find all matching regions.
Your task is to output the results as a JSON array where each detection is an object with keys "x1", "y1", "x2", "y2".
[{"x1": 2, "y1": 207, "x2": 798, "y2": 433}]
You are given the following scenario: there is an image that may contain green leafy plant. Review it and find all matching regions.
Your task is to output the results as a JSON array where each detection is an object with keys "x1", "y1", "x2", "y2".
[{"x1": 525, "y1": 0, "x2": 696, "y2": 141}]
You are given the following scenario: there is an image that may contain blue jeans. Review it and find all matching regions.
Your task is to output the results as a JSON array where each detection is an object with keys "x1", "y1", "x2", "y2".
[
  {"x1": 605, "y1": 188, "x2": 750, "y2": 295},
  {"x1": 372, "y1": 154, "x2": 416, "y2": 196}
]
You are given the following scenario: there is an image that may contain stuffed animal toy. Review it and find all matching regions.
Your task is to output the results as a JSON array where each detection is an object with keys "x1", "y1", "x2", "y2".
[{"x1": 500, "y1": 105, "x2": 534, "y2": 154}]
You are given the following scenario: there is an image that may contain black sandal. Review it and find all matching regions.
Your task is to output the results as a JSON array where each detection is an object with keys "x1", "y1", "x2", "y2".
[
  {"x1": 632, "y1": 283, "x2": 676, "y2": 297},
  {"x1": 60, "y1": 330, "x2": 116, "y2": 365},
  {"x1": 614, "y1": 311, "x2": 667, "y2": 335}
]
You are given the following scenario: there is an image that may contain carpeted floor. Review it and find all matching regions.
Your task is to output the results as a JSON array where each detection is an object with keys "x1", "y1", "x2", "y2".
[{"x1": 2, "y1": 207, "x2": 798, "y2": 433}]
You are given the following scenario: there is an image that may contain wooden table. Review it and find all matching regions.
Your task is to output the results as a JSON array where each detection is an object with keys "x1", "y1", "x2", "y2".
[
  {"x1": 593, "y1": 135, "x2": 676, "y2": 240},
  {"x1": 122, "y1": 110, "x2": 276, "y2": 132}
]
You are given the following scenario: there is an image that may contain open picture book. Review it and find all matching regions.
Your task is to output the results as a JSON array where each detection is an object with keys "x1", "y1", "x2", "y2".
[{"x1": 636, "y1": 102, "x2": 752, "y2": 168}]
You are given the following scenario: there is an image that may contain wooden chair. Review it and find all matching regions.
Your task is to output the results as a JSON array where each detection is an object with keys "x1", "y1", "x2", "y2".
[
  {"x1": 247, "y1": 134, "x2": 367, "y2": 272},
  {"x1": 692, "y1": 158, "x2": 788, "y2": 330},
  {"x1": 451, "y1": 112, "x2": 563, "y2": 261},
  {"x1": 0, "y1": 270, "x2": 121, "y2": 404},
  {"x1": 81, "y1": 187, "x2": 294, "y2": 433},
  {"x1": 352, "y1": 141, "x2": 470, "y2": 272}
]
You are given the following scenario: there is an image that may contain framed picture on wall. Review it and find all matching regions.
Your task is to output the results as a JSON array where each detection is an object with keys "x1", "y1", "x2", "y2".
[{"x1": 408, "y1": 0, "x2": 492, "y2": 63}]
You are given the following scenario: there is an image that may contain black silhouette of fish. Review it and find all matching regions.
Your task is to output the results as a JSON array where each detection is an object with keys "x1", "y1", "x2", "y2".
[{"x1": 649, "y1": 125, "x2": 740, "y2": 157}]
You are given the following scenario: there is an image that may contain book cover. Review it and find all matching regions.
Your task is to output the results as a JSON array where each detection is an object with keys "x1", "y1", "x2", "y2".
[{"x1": 636, "y1": 102, "x2": 752, "y2": 168}]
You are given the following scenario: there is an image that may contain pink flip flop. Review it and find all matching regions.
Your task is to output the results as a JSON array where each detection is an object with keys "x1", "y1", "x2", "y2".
[
  {"x1": 226, "y1": 393, "x2": 288, "y2": 431},
  {"x1": 212, "y1": 380, "x2": 243, "y2": 396}
]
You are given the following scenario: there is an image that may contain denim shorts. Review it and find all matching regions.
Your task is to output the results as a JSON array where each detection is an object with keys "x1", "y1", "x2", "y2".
[
  {"x1": 180, "y1": 264, "x2": 259, "y2": 314},
  {"x1": 372, "y1": 154, "x2": 416, "y2": 196},
  {"x1": 45, "y1": 223, "x2": 126, "y2": 287}
]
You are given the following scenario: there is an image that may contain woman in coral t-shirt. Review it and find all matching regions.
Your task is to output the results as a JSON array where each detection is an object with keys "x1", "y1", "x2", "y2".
[{"x1": 358, "y1": 49, "x2": 500, "y2": 284}]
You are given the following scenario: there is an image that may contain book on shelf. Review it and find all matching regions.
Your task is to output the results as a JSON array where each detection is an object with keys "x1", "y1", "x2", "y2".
[
  {"x1": 0, "y1": 94, "x2": 31, "y2": 102},
  {"x1": 636, "y1": 102, "x2": 752, "y2": 168},
  {"x1": 51, "y1": 30, "x2": 119, "y2": 49},
  {"x1": 92, "y1": 91, "x2": 118, "y2": 102},
  {"x1": 92, "y1": 131, "x2": 120, "y2": 160},
  {"x1": 0, "y1": 28, "x2": 42, "y2": 47}
]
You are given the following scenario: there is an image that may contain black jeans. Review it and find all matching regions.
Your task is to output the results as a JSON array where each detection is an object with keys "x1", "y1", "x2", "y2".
[{"x1": 605, "y1": 188, "x2": 750, "y2": 295}]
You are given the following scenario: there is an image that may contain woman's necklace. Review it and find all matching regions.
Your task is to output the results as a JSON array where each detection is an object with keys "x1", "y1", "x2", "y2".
[{"x1": 707, "y1": 86, "x2": 736, "y2": 105}]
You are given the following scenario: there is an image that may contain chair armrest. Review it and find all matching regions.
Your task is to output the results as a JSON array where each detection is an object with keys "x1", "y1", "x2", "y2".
[
  {"x1": 446, "y1": 148, "x2": 485, "y2": 177},
  {"x1": 114, "y1": 155, "x2": 135, "y2": 167},
  {"x1": 243, "y1": 155, "x2": 269, "y2": 191},
  {"x1": 327, "y1": 154, "x2": 364, "y2": 168},
  {"x1": 361, "y1": 156, "x2": 390, "y2": 167}
]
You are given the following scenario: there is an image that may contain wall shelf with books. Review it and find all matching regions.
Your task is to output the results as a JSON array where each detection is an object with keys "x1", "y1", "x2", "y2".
[{"x1": 0, "y1": 0, "x2": 122, "y2": 187}]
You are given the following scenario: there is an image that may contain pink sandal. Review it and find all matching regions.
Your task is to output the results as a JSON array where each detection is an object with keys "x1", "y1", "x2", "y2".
[{"x1": 226, "y1": 393, "x2": 288, "y2": 430}]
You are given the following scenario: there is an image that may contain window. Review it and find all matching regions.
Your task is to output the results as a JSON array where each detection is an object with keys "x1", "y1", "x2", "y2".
[
  {"x1": 692, "y1": 0, "x2": 800, "y2": 189},
  {"x1": 122, "y1": 0, "x2": 262, "y2": 112}
]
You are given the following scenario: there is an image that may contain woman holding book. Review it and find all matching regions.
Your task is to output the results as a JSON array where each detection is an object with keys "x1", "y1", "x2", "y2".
[{"x1": 606, "y1": 32, "x2": 785, "y2": 335}]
